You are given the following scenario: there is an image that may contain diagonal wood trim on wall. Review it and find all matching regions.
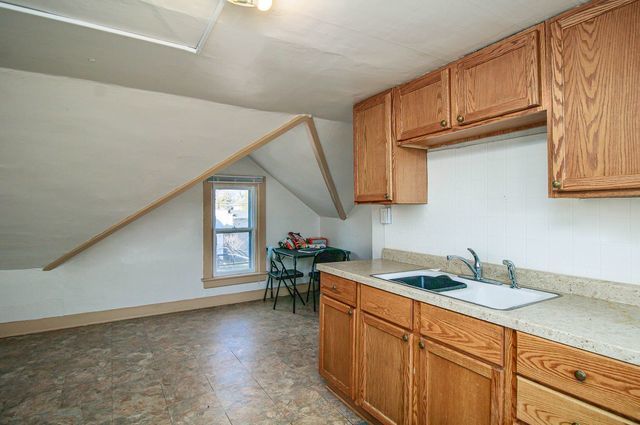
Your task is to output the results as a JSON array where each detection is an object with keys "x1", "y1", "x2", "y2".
[{"x1": 43, "y1": 114, "x2": 346, "y2": 271}]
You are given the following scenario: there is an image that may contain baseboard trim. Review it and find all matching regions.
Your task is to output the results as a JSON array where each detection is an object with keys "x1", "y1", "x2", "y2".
[{"x1": 0, "y1": 284, "x2": 311, "y2": 339}]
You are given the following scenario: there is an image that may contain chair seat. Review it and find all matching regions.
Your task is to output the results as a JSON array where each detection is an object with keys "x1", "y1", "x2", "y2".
[{"x1": 269, "y1": 269, "x2": 304, "y2": 280}]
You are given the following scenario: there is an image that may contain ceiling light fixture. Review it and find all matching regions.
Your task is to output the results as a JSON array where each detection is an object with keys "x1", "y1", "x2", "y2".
[{"x1": 226, "y1": 0, "x2": 272, "y2": 11}]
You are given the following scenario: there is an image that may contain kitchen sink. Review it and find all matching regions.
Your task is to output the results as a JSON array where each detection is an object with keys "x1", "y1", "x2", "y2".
[
  {"x1": 372, "y1": 270, "x2": 559, "y2": 310},
  {"x1": 389, "y1": 274, "x2": 467, "y2": 292}
]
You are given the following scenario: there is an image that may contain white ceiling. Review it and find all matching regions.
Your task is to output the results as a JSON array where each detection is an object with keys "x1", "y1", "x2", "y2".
[
  {"x1": 250, "y1": 117, "x2": 353, "y2": 218},
  {"x1": 0, "y1": 0, "x2": 586, "y2": 121}
]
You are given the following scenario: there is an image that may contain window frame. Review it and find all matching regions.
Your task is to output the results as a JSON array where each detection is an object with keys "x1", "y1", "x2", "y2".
[{"x1": 202, "y1": 178, "x2": 266, "y2": 288}]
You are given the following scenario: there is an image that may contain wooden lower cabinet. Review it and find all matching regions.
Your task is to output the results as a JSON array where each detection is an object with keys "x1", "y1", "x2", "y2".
[
  {"x1": 318, "y1": 278, "x2": 639, "y2": 425},
  {"x1": 359, "y1": 312, "x2": 413, "y2": 425},
  {"x1": 319, "y1": 294, "x2": 356, "y2": 398},
  {"x1": 416, "y1": 338, "x2": 503, "y2": 425}
]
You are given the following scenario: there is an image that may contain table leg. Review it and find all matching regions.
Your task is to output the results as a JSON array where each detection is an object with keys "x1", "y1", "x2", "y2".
[{"x1": 293, "y1": 257, "x2": 297, "y2": 314}]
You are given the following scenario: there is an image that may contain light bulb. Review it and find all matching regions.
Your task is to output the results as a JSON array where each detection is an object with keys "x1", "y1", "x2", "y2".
[{"x1": 256, "y1": 0, "x2": 272, "y2": 11}]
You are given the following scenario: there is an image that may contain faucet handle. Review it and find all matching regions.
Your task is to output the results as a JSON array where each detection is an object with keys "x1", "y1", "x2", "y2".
[
  {"x1": 502, "y1": 259, "x2": 519, "y2": 289},
  {"x1": 467, "y1": 248, "x2": 481, "y2": 269}
]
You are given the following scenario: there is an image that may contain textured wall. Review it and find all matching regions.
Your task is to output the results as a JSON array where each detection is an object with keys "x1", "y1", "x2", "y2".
[{"x1": 383, "y1": 132, "x2": 640, "y2": 285}]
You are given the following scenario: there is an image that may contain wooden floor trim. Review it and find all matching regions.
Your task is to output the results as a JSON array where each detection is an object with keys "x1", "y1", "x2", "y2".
[
  {"x1": 43, "y1": 114, "x2": 346, "y2": 271},
  {"x1": 0, "y1": 284, "x2": 310, "y2": 339}
]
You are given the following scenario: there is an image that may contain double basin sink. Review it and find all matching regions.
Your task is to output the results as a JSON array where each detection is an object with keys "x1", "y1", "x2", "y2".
[{"x1": 372, "y1": 269, "x2": 558, "y2": 310}]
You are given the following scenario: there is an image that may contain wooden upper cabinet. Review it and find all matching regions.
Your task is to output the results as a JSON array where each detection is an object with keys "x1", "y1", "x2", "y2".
[
  {"x1": 359, "y1": 312, "x2": 412, "y2": 425},
  {"x1": 394, "y1": 68, "x2": 451, "y2": 141},
  {"x1": 354, "y1": 91, "x2": 428, "y2": 204},
  {"x1": 549, "y1": 0, "x2": 640, "y2": 197},
  {"x1": 319, "y1": 294, "x2": 356, "y2": 399},
  {"x1": 453, "y1": 26, "x2": 542, "y2": 126},
  {"x1": 354, "y1": 91, "x2": 393, "y2": 203},
  {"x1": 417, "y1": 340, "x2": 503, "y2": 425}
]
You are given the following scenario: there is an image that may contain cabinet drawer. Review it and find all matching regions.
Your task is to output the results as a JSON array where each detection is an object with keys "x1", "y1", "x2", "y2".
[
  {"x1": 320, "y1": 273, "x2": 357, "y2": 306},
  {"x1": 517, "y1": 332, "x2": 640, "y2": 420},
  {"x1": 360, "y1": 285, "x2": 413, "y2": 329},
  {"x1": 418, "y1": 303, "x2": 504, "y2": 366},
  {"x1": 517, "y1": 377, "x2": 636, "y2": 425}
]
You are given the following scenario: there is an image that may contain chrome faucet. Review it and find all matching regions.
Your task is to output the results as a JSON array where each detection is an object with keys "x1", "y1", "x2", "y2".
[
  {"x1": 447, "y1": 248, "x2": 483, "y2": 280},
  {"x1": 503, "y1": 259, "x2": 519, "y2": 289},
  {"x1": 447, "y1": 248, "x2": 502, "y2": 285}
]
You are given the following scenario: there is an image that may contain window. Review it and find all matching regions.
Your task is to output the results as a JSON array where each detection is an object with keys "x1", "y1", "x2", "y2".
[{"x1": 203, "y1": 175, "x2": 266, "y2": 287}]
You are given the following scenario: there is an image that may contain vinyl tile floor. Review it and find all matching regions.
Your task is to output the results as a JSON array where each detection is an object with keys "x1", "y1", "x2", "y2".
[{"x1": 0, "y1": 294, "x2": 368, "y2": 425}]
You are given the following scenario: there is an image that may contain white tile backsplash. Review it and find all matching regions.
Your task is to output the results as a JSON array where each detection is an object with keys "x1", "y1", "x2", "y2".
[{"x1": 384, "y1": 132, "x2": 640, "y2": 285}]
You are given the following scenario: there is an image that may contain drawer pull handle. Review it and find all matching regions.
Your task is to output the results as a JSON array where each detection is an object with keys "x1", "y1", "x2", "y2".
[
  {"x1": 574, "y1": 369, "x2": 587, "y2": 382},
  {"x1": 571, "y1": 422, "x2": 580, "y2": 425},
  {"x1": 331, "y1": 284, "x2": 337, "y2": 290}
]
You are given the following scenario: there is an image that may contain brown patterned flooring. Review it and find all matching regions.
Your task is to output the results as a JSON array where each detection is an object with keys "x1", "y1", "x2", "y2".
[{"x1": 0, "y1": 295, "x2": 367, "y2": 425}]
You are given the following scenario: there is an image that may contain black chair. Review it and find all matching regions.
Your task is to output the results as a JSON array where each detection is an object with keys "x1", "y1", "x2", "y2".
[
  {"x1": 263, "y1": 247, "x2": 306, "y2": 313},
  {"x1": 307, "y1": 248, "x2": 349, "y2": 311}
]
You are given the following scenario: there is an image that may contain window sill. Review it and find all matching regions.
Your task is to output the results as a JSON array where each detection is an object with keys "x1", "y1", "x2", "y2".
[{"x1": 202, "y1": 272, "x2": 267, "y2": 289}]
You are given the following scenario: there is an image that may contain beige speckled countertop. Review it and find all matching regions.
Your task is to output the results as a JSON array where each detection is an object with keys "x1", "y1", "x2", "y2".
[{"x1": 317, "y1": 259, "x2": 640, "y2": 366}]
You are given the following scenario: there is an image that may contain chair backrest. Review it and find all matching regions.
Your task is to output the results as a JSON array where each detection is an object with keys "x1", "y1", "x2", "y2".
[
  {"x1": 311, "y1": 248, "x2": 348, "y2": 270},
  {"x1": 267, "y1": 246, "x2": 290, "y2": 275}
]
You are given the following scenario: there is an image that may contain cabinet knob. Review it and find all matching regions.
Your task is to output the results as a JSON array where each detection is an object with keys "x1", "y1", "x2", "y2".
[
  {"x1": 418, "y1": 340, "x2": 425, "y2": 349},
  {"x1": 331, "y1": 284, "x2": 337, "y2": 290},
  {"x1": 574, "y1": 369, "x2": 587, "y2": 382},
  {"x1": 384, "y1": 193, "x2": 390, "y2": 200},
  {"x1": 571, "y1": 422, "x2": 580, "y2": 425},
  {"x1": 440, "y1": 119, "x2": 447, "y2": 127},
  {"x1": 552, "y1": 180, "x2": 562, "y2": 189},
  {"x1": 347, "y1": 308, "x2": 353, "y2": 316},
  {"x1": 456, "y1": 115, "x2": 465, "y2": 123},
  {"x1": 402, "y1": 334, "x2": 409, "y2": 342}
]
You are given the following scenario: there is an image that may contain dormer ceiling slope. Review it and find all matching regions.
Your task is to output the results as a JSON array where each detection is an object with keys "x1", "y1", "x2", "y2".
[{"x1": 0, "y1": 0, "x2": 588, "y2": 122}]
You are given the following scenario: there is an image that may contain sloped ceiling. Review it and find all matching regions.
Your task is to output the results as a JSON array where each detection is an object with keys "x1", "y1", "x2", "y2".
[
  {"x1": 0, "y1": 0, "x2": 589, "y2": 270},
  {"x1": 250, "y1": 117, "x2": 353, "y2": 218},
  {"x1": 0, "y1": 69, "x2": 337, "y2": 269},
  {"x1": 0, "y1": 0, "x2": 587, "y2": 121}
]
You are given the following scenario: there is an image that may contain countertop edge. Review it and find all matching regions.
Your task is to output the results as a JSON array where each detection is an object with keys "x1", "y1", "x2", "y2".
[{"x1": 317, "y1": 262, "x2": 640, "y2": 367}]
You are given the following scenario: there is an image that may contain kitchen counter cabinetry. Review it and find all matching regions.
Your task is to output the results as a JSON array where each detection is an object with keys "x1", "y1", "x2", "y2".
[
  {"x1": 318, "y1": 294, "x2": 356, "y2": 398},
  {"x1": 318, "y1": 271, "x2": 640, "y2": 425}
]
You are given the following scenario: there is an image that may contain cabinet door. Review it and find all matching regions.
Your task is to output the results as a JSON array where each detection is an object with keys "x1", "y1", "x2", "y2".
[
  {"x1": 453, "y1": 27, "x2": 541, "y2": 126},
  {"x1": 353, "y1": 91, "x2": 393, "y2": 203},
  {"x1": 394, "y1": 68, "x2": 451, "y2": 141},
  {"x1": 417, "y1": 339, "x2": 503, "y2": 425},
  {"x1": 359, "y1": 313, "x2": 412, "y2": 425},
  {"x1": 549, "y1": 0, "x2": 640, "y2": 195},
  {"x1": 319, "y1": 295, "x2": 356, "y2": 398}
]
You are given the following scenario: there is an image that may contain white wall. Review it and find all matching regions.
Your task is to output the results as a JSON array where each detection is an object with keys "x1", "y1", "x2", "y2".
[
  {"x1": 0, "y1": 67, "x2": 295, "y2": 269},
  {"x1": 383, "y1": 132, "x2": 640, "y2": 285},
  {"x1": 319, "y1": 204, "x2": 373, "y2": 260},
  {"x1": 0, "y1": 157, "x2": 320, "y2": 323}
]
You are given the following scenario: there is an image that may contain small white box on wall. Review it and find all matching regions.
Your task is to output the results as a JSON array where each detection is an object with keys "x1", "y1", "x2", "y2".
[{"x1": 380, "y1": 206, "x2": 392, "y2": 225}]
